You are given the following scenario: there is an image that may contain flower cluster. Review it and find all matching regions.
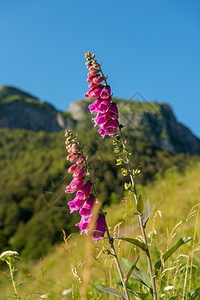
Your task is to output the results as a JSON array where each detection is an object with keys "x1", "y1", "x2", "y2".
[
  {"x1": 85, "y1": 51, "x2": 119, "y2": 138},
  {"x1": 65, "y1": 130, "x2": 105, "y2": 241}
]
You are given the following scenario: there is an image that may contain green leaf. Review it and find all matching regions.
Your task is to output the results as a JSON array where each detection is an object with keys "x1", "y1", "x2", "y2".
[
  {"x1": 120, "y1": 258, "x2": 152, "y2": 292},
  {"x1": 115, "y1": 237, "x2": 148, "y2": 252},
  {"x1": 95, "y1": 283, "x2": 126, "y2": 299},
  {"x1": 187, "y1": 287, "x2": 200, "y2": 299},
  {"x1": 117, "y1": 281, "x2": 152, "y2": 299},
  {"x1": 125, "y1": 257, "x2": 139, "y2": 282},
  {"x1": 137, "y1": 194, "x2": 143, "y2": 214},
  {"x1": 168, "y1": 296, "x2": 181, "y2": 299},
  {"x1": 141, "y1": 199, "x2": 152, "y2": 228},
  {"x1": 154, "y1": 236, "x2": 192, "y2": 275}
]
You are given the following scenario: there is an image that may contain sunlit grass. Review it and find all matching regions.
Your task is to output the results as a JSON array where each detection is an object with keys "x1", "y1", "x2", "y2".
[{"x1": 0, "y1": 163, "x2": 200, "y2": 299}]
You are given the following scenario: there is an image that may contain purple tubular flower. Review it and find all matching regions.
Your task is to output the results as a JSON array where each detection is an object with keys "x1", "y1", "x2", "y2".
[
  {"x1": 84, "y1": 91, "x2": 91, "y2": 98},
  {"x1": 89, "y1": 86, "x2": 103, "y2": 98},
  {"x1": 100, "y1": 86, "x2": 111, "y2": 100},
  {"x1": 103, "y1": 119, "x2": 118, "y2": 136},
  {"x1": 88, "y1": 98, "x2": 101, "y2": 114},
  {"x1": 76, "y1": 181, "x2": 92, "y2": 200},
  {"x1": 65, "y1": 177, "x2": 85, "y2": 194},
  {"x1": 76, "y1": 156, "x2": 85, "y2": 166},
  {"x1": 93, "y1": 76, "x2": 104, "y2": 84},
  {"x1": 68, "y1": 197, "x2": 85, "y2": 213},
  {"x1": 97, "y1": 128, "x2": 106, "y2": 138},
  {"x1": 73, "y1": 167, "x2": 85, "y2": 179},
  {"x1": 76, "y1": 216, "x2": 91, "y2": 234},
  {"x1": 108, "y1": 102, "x2": 119, "y2": 120},
  {"x1": 93, "y1": 112, "x2": 109, "y2": 126},
  {"x1": 92, "y1": 214, "x2": 106, "y2": 241},
  {"x1": 98, "y1": 99, "x2": 111, "y2": 113},
  {"x1": 79, "y1": 195, "x2": 95, "y2": 217},
  {"x1": 67, "y1": 153, "x2": 78, "y2": 162},
  {"x1": 68, "y1": 163, "x2": 78, "y2": 173}
]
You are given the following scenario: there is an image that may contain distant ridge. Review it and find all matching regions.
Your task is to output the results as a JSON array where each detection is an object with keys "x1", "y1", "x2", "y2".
[
  {"x1": 0, "y1": 85, "x2": 38, "y2": 100},
  {"x1": 0, "y1": 85, "x2": 200, "y2": 155}
]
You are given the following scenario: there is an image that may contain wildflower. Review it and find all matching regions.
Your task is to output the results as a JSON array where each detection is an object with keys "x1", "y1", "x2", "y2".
[
  {"x1": 68, "y1": 163, "x2": 78, "y2": 173},
  {"x1": 68, "y1": 197, "x2": 85, "y2": 213},
  {"x1": 92, "y1": 214, "x2": 106, "y2": 241},
  {"x1": 100, "y1": 85, "x2": 111, "y2": 99},
  {"x1": 79, "y1": 195, "x2": 95, "y2": 217},
  {"x1": 65, "y1": 129, "x2": 105, "y2": 241},
  {"x1": 67, "y1": 153, "x2": 78, "y2": 162},
  {"x1": 84, "y1": 51, "x2": 119, "y2": 138},
  {"x1": 76, "y1": 181, "x2": 92, "y2": 199},
  {"x1": 73, "y1": 167, "x2": 86, "y2": 179},
  {"x1": 76, "y1": 216, "x2": 91, "y2": 234},
  {"x1": 0, "y1": 250, "x2": 19, "y2": 262},
  {"x1": 65, "y1": 177, "x2": 85, "y2": 193},
  {"x1": 76, "y1": 156, "x2": 85, "y2": 165}
]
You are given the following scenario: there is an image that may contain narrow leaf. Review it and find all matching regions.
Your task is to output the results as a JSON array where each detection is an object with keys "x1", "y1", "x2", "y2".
[
  {"x1": 137, "y1": 194, "x2": 143, "y2": 214},
  {"x1": 125, "y1": 257, "x2": 139, "y2": 282},
  {"x1": 154, "y1": 236, "x2": 192, "y2": 275},
  {"x1": 117, "y1": 281, "x2": 152, "y2": 299},
  {"x1": 187, "y1": 287, "x2": 200, "y2": 299},
  {"x1": 95, "y1": 283, "x2": 126, "y2": 299},
  {"x1": 115, "y1": 237, "x2": 148, "y2": 252},
  {"x1": 141, "y1": 199, "x2": 152, "y2": 228},
  {"x1": 168, "y1": 296, "x2": 181, "y2": 299},
  {"x1": 121, "y1": 258, "x2": 152, "y2": 292}
]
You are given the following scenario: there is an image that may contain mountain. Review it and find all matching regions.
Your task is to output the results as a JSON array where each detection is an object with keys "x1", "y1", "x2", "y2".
[
  {"x1": 0, "y1": 86, "x2": 75, "y2": 132},
  {"x1": 0, "y1": 85, "x2": 200, "y2": 155},
  {"x1": 0, "y1": 86, "x2": 200, "y2": 259}
]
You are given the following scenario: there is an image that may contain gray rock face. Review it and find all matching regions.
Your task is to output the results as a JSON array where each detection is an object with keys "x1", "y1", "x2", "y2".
[
  {"x1": 0, "y1": 86, "x2": 73, "y2": 132},
  {"x1": 0, "y1": 86, "x2": 200, "y2": 155},
  {"x1": 0, "y1": 100, "x2": 68, "y2": 132},
  {"x1": 69, "y1": 99, "x2": 200, "y2": 155}
]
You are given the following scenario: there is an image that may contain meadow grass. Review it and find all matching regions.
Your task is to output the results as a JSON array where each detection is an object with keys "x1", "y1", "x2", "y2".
[{"x1": 0, "y1": 162, "x2": 199, "y2": 299}]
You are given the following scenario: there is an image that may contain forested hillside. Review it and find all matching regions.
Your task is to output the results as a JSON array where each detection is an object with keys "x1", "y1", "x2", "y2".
[{"x1": 0, "y1": 127, "x2": 199, "y2": 259}]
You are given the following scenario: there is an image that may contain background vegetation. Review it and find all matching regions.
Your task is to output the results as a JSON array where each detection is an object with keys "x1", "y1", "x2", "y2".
[{"x1": 0, "y1": 162, "x2": 199, "y2": 299}]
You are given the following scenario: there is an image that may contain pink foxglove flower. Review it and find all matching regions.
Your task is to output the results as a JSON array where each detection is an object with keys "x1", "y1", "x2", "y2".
[
  {"x1": 98, "y1": 99, "x2": 111, "y2": 113},
  {"x1": 89, "y1": 86, "x2": 103, "y2": 98},
  {"x1": 68, "y1": 163, "x2": 78, "y2": 173},
  {"x1": 76, "y1": 181, "x2": 92, "y2": 200},
  {"x1": 109, "y1": 102, "x2": 119, "y2": 120},
  {"x1": 92, "y1": 214, "x2": 106, "y2": 241},
  {"x1": 65, "y1": 177, "x2": 85, "y2": 193},
  {"x1": 103, "y1": 119, "x2": 118, "y2": 136},
  {"x1": 92, "y1": 112, "x2": 110, "y2": 126},
  {"x1": 88, "y1": 69, "x2": 99, "y2": 76},
  {"x1": 68, "y1": 197, "x2": 85, "y2": 213},
  {"x1": 73, "y1": 167, "x2": 86, "y2": 179},
  {"x1": 76, "y1": 156, "x2": 85, "y2": 166},
  {"x1": 76, "y1": 216, "x2": 91, "y2": 234},
  {"x1": 67, "y1": 153, "x2": 78, "y2": 162},
  {"x1": 93, "y1": 76, "x2": 104, "y2": 84},
  {"x1": 79, "y1": 195, "x2": 95, "y2": 217},
  {"x1": 88, "y1": 98, "x2": 101, "y2": 114},
  {"x1": 100, "y1": 86, "x2": 111, "y2": 100}
]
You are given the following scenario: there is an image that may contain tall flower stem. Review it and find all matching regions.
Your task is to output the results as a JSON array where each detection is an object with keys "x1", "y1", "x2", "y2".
[
  {"x1": 104, "y1": 220, "x2": 131, "y2": 300},
  {"x1": 79, "y1": 143, "x2": 130, "y2": 299},
  {"x1": 7, "y1": 258, "x2": 20, "y2": 300},
  {"x1": 118, "y1": 125, "x2": 157, "y2": 300}
]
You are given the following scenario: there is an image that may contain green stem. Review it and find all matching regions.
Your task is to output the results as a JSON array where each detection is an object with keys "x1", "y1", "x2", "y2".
[
  {"x1": 118, "y1": 125, "x2": 157, "y2": 300},
  {"x1": 104, "y1": 219, "x2": 131, "y2": 300},
  {"x1": 78, "y1": 140, "x2": 130, "y2": 300},
  {"x1": 8, "y1": 259, "x2": 20, "y2": 299}
]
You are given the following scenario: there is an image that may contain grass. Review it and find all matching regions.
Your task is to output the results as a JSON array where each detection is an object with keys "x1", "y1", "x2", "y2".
[{"x1": 0, "y1": 162, "x2": 200, "y2": 299}]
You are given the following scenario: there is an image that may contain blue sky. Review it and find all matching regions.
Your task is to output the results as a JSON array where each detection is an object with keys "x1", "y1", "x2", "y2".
[{"x1": 1, "y1": 0, "x2": 200, "y2": 137}]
